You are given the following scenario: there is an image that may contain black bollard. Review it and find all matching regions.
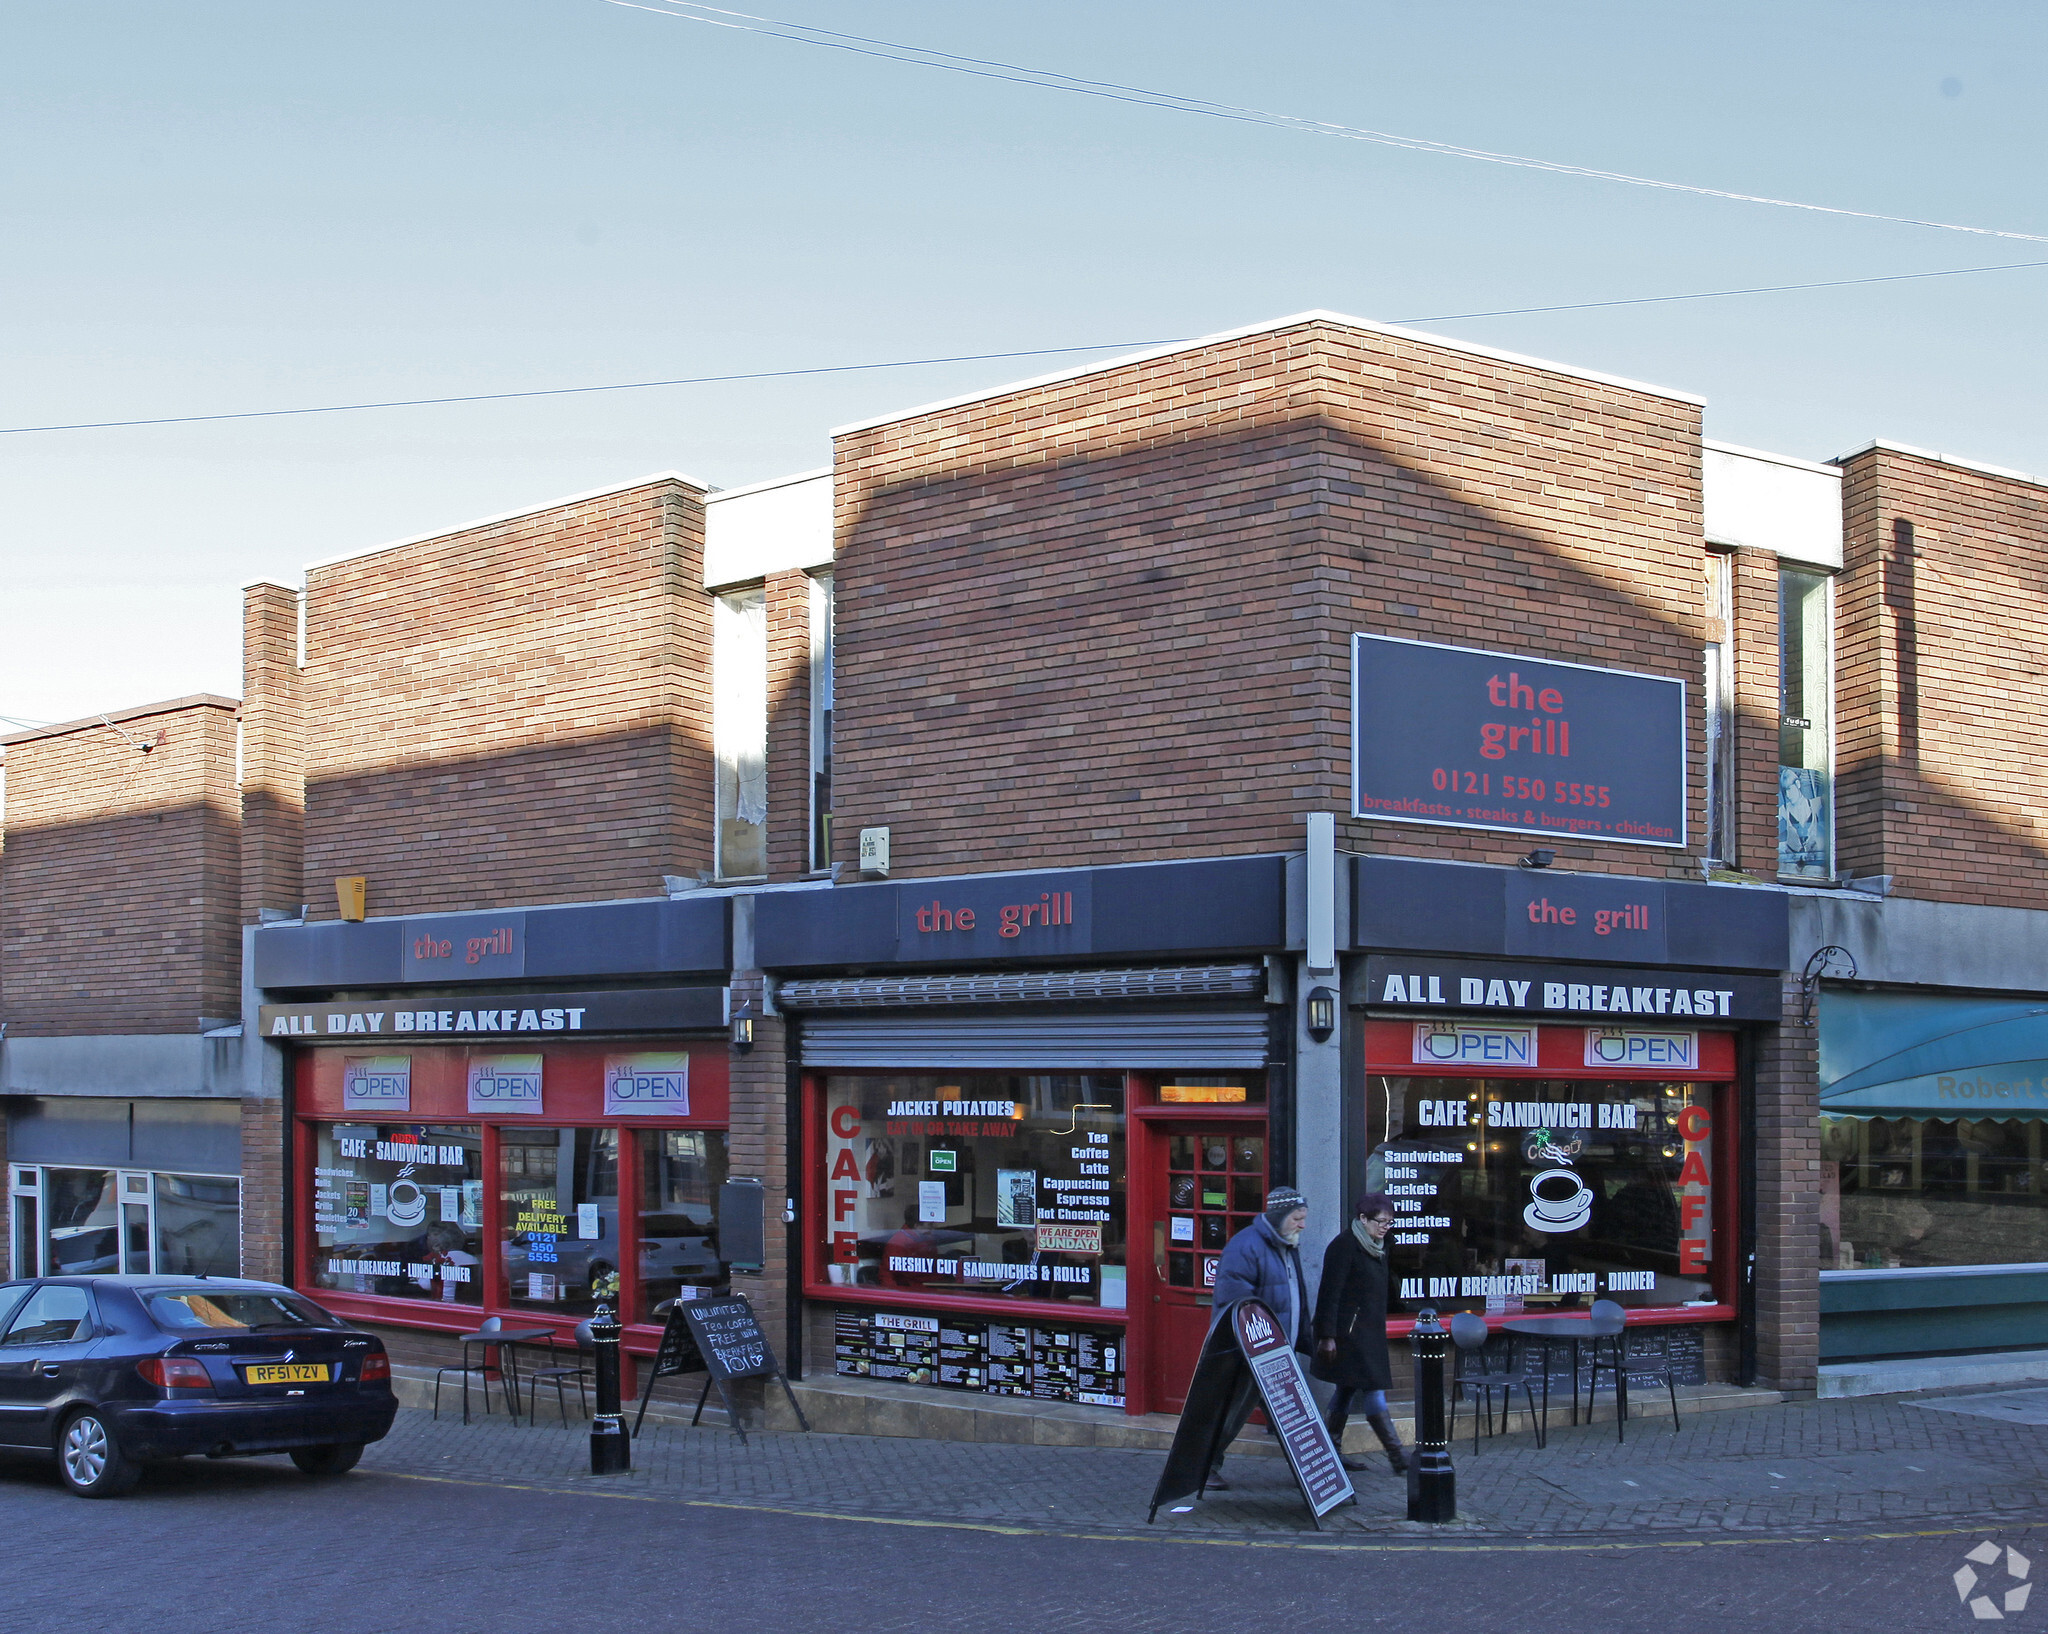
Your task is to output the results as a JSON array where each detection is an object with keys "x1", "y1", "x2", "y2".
[
  {"x1": 589, "y1": 1302, "x2": 631, "y2": 1474},
  {"x1": 1406, "y1": 1307, "x2": 1456, "y2": 1523}
]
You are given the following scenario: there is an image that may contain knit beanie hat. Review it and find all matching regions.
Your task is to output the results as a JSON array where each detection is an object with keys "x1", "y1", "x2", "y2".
[{"x1": 1263, "y1": 1186, "x2": 1308, "y2": 1230}]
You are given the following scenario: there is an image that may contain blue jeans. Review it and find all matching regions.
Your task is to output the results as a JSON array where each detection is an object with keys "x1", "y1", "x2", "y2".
[{"x1": 1327, "y1": 1387, "x2": 1386, "y2": 1436}]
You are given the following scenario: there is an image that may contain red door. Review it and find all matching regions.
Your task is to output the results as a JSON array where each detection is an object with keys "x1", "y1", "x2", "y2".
[{"x1": 1138, "y1": 1119, "x2": 1267, "y2": 1412}]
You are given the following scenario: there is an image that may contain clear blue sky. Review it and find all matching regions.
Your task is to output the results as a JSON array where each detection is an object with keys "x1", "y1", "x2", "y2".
[{"x1": 3, "y1": 0, "x2": 2044, "y2": 725}]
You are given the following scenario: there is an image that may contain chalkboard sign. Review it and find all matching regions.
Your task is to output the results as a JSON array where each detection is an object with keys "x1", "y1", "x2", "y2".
[
  {"x1": 631, "y1": 1292, "x2": 808, "y2": 1443},
  {"x1": 1146, "y1": 1298, "x2": 1354, "y2": 1529},
  {"x1": 719, "y1": 1179, "x2": 766, "y2": 1273}
]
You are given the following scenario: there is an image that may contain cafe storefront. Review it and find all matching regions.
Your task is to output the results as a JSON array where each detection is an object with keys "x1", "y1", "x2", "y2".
[
  {"x1": 759, "y1": 855, "x2": 1294, "y2": 1418},
  {"x1": 251, "y1": 896, "x2": 733, "y2": 1366}
]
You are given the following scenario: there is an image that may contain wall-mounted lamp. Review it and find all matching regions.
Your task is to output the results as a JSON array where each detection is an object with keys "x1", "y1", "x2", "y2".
[
  {"x1": 730, "y1": 1007, "x2": 755, "y2": 1051},
  {"x1": 1305, "y1": 986, "x2": 1338, "y2": 1043},
  {"x1": 1517, "y1": 849, "x2": 1555, "y2": 870}
]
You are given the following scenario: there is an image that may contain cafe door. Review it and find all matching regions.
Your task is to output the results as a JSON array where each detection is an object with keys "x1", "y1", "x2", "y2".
[{"x1": 1141, "y1": 1120, "x2": 1266, "y2": 1412}]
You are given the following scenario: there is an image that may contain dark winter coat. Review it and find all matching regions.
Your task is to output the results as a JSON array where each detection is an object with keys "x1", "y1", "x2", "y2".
[
  {"x1": 1208, "y1": 1214, "x2": 1311, "y2": 1351},
  {"x1": 1308, "y1": 1227, "x2": 1394, "y2": 1391}
]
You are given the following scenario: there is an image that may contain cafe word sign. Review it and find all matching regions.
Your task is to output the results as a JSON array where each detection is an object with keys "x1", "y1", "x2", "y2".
[{"x1": 1352, "y1": 634, "x2": 1686, "y2": 848}]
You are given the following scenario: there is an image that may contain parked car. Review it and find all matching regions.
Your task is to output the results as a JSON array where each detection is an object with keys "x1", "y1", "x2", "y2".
[{"x1": 0, "y1": 1275, "x2": 398, "y2": 1498}]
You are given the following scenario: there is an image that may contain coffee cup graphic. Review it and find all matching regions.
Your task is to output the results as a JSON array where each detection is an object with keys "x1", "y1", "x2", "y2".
[
  {"x1": 1523, "y1": 1168, "x2": 1593, "y2": 1234},
  {"x1": 386, "y1": 1179, "x2": 429, "y2": 1228}
]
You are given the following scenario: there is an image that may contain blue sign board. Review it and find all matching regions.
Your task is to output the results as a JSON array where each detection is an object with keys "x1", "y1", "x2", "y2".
[{"x1": 1352, "y1": 635, "x2": 1687, "y2": 849}]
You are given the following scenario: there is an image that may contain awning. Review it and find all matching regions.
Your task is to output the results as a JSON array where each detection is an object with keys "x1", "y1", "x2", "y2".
[{"x1": 1820, "y1": 990, "x2": 2048, "y2": 1115}]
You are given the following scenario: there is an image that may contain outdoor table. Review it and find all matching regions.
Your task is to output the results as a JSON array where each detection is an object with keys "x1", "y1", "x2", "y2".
[
  {"x1": 1501, "y1": 1313, "x2": 1597, "y2": 1436},
  {"x1": 454, "y1": 1326, "x2": 554, "y2": 1424}
]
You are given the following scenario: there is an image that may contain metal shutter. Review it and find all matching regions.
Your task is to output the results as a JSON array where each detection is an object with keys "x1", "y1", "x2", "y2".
[{"x1": 797, "y1": 1010, "x2": 1272, "y2": 1071}]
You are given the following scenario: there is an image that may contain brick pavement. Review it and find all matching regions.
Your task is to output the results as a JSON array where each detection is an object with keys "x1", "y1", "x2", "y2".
[{"x1": 361, "y1": 1383, "x2": 2048, "y2": 1541}]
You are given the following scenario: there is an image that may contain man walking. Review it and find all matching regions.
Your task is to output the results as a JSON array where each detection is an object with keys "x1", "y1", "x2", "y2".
[{"x1": 1203, "y1": 1185, "x2": 1311, "y2": 1489}]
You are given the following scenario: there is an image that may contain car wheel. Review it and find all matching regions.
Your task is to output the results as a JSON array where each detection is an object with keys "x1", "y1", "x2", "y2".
[
  {"x1": 56, "y1": 1410, "x2": 142, "y2": 1499},
  {"x1": 289, "y1": 1443, "x2": 365, "y2": 1477}
]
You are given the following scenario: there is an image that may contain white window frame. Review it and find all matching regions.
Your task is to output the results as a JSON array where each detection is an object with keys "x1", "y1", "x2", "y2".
[
  {"x1": 1777, "y1": 566, "x2": 1838, "y2": 882},
  {"x1": 808, "y1": 570, "x2": 834, "y2": 873}
]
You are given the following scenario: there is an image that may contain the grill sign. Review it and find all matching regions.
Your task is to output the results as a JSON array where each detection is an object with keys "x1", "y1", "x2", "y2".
[{"x1": 242, "y1": 1363, "x2": 331, "y2": 1384}]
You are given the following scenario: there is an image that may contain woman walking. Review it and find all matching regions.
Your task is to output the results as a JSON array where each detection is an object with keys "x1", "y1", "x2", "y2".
[{"x1": 1311, "y1": 1193, "x2": 1409, "y2": 1475}]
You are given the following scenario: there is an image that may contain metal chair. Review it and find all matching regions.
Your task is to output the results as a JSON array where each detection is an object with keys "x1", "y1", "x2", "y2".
[
  {"x1": 1581, "y1": 1298, "x2": 1681, "y2": 1442},
  {"x1": 1449, "y1": 1313, "x2": 1547, "y2": 1450},
  {"x1": 526, "y1": 1319, "x2": 598, "y2": 1427},
  {"x1": 434, "y1": 1316, "x2": 509, "y2": 1424}
]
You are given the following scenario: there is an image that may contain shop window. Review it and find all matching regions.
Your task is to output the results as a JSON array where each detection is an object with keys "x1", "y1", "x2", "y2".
[
  {"x1": 635, "y1": 1129, "x2": 730, "y2": 1321},
  {"x1": 1821, "y1": 1115, "x2": 2048, "y2": 1269},
  {"x1": 5, "y1": 1165, "x2": 241, "y2": 1281},
  {"x1": 714, "y1": 585, "x2": 768, "y2": 879},
  {"x1": 1365, "y1": 1077, "x2": 1719, "y2": 1313},
  {"x1": 310, "y1": 1123, "x2": 484, "y2": 1306},
  {"x1": 1702, "y1": 550, "x2": 1736, "y2": 866},
  {"x1": 821, "y1": 1073, "x2": 1126, "y2": 1308},
  {"x1": 154, "y1": 1173, "x2": 241, "y2": 1278},
  {"x1": 809, "y1": 570, "x2": 834, "y2": 872},
  {"x1": 1779, "y1": 567, "x2": 1834, "y2": 880},
  {"x1": 43, "y1": 1169, "x2": 119, "y2": 1275},
  {"x1": 498, "y1": 1127, "x2": 621, "y2": 1314}
]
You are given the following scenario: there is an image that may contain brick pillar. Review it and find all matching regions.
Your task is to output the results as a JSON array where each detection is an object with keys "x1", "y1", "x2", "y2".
[
  {"x1": 1731, "y1": 549, "x2": 1782, "y2": 878},
  {"x1": 240, "y1": 582, "x2": 304, "y2": 920},
  {"x1": 240, "y1": 1095, "x2": 287, "y2": 1282},
  {"x1": 724, "y1": 970, "x2": 795, "y2": 1393},
  {"x1": 1833, "y1": 449, "x2": 1891, "y2": 882},
  {"x1": 763, "y1": 569, "x2": 815, "y2": 881},
  {"x1": 1752, "y1": 974, "x2": 1820, "y2": 1392}
]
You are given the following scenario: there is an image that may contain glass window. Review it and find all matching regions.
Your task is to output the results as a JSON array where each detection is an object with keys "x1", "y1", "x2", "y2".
[
  {"x1": 822, "y1": 1073, "x2": 1126, "y2": 1308},
  {"x1": 810, "y1": 570, "x2": 834, "y2": 872},
  {"x1": 43, "y1": 1169, "x2": 119, "y2": 1276},
  {"x1": 148, "y1": 1289, "x2": 347, "y2": 1331},
  {"x1": 1779, "y1": 567, "x2": 1833, "y2": 879},
  {"x1": 310, "y1": 1123, "x2": 484, "y2": 1305},
  {"x1": 0, "y1": 1284, "x2": 29, "y2": 1333},
  {"x1": 1365, "y1": 1077, "x2": 1719, "y2": 1313},
  {"x1": 636, "y1": 1130, "x2": 730, "y2": 1321},
  {"x1": 12, "y1": 1193, "x2": 41, "y2": 1280},
  {"x1": 3, "y1": 1284, "x2": 92, "y2": 1346},
  {"x1": 153, "y1": 1173, "x2": 241, "y2": 1278},
  {"x1": 715, "y1": 585, "x2": 768, "y2": 879},
  {"x1": 1821, "y1": 1115, "x2": 2048, "y2": 1269},
  {"x1": 1702, "y1": 551, "x2": 1736, "y2": 866},
  {"x1": 499, "y1": 1127, "x2": 621, "y2": 1315}
]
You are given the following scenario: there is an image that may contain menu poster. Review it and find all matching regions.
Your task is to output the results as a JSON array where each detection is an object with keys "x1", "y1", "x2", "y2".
[
  {"x1": 829, "y1": 1310, "x2": 1123, "y2": 1407},
  {"x1": 1233, "y1": 1300, "x2": 1354, "y2": 1520}
]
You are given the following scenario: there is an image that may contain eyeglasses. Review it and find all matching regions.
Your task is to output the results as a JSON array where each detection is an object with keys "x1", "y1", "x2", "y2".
[{"x1": 1365, "y1": 1215, "x2": 1396, "y2": 1227}]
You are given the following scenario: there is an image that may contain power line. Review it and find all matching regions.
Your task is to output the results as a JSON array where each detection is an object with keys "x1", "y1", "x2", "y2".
[
  {"x1": 602, "y1": 1, "x2": 2048, "y2": 247},
  {"x1": 2, "y1": 257, "x2": 2044, "y2": 438}
]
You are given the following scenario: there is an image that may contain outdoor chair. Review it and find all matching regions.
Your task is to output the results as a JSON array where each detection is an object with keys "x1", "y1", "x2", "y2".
[
  {"x1": 1580, "y1": 1298, "x2": 1682, "y2": 1442},
  {"x1": 1449, "y1": 1312, "x2": 1547, "y2": 1450},
  {"x1": 434, "y1": 1315, "x2": 510, "y2": 1424},
  {"x1": 526, "y1": 1318, "x2": 598, "y2": 1427}
]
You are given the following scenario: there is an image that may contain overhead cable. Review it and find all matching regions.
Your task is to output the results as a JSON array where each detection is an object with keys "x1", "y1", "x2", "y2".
[{"x1": 602, "y1": 0, "x2": 2048, "y2": 247}]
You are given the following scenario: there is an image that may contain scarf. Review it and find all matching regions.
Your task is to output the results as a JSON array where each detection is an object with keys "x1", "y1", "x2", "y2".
[{"x1": 1353, "y1": 1216, "x2": 1385, "y2": 1259}]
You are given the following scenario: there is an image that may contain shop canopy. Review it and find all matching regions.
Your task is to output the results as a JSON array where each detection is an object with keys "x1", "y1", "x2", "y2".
[{"x1": 1821, "y1": 990, "x2": 2048, "y2": 1116}]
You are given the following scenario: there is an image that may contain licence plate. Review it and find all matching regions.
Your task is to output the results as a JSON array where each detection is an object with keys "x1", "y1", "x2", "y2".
[{"x1": 241, "y1": 1363, "x2": 331, "y2": 1384}]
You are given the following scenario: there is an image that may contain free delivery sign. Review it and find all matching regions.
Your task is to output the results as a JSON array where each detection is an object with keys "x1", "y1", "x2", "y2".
[{"x1": 1351, "y1": 635, "x2": 1686, "y2": 848}]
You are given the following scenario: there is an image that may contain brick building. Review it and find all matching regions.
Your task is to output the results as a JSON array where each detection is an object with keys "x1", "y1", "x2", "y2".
[{"x1": 11, "y1": 311, "x2": 2048, "y2": 1429}]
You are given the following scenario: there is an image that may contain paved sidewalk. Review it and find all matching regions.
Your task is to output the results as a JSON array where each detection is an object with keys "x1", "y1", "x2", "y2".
[{"x1": 363, "y1": 1382, "x2": 2048, "y2": 1542}]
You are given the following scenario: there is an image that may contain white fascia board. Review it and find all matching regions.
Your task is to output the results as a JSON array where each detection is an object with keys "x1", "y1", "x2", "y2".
[
  {"x1": 1701, "y1": 438, "x2": 1844, "y2": 478},
  {"x1": 703, "y1": 469, "x2": 834, "y2": 590},
  {"x1": 1835, "y1": 438, "x2": 2047, "y2": 493},
  {"x1": 302, "y1": 470, "x2": 714, "y2": 575},
  {"x1": 1703, "y1": 442, "x2": 1844, "y2": 570},
  {"x1": 830, "y1": 309, "x2": 1706, "y2": 438}
]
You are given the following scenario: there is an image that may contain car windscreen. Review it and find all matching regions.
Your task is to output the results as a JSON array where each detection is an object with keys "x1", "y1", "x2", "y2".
[{"x1": 147, "y1": 1289, "x2": 350, "y2": 1332}]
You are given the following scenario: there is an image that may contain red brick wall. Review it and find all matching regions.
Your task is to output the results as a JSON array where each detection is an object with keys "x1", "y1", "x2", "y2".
[
  {"x1": 239, "y1": 1095, "x2": 286, "y2": 1281},
  {"x1": 0, "y1": 697, "x2": 241, "y2": 1034},
  {"x1": 1836, "y1": 447, "x2": 2048, "y2": 905},
  {"x1": 290, "y1": 478, "x2": 716, "y2": 917},
  {"x1": 829, "y1": 319, "x2": 1715, "y2": 882},
  {"x1": 763, "y1": 569, "x2": 817, "y2": 881},
  {"x1": 241, "y1": 582, "x2": 305, "y2": 920}
]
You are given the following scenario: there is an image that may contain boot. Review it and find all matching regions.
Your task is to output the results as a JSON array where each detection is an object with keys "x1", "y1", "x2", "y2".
[
  {"x1": 1325, "y1": 1409, "x2": 1370, "y2": 1471},
  {"x1": 1365, "y1": 1408, "x2": 1412, "y2": 1476}
]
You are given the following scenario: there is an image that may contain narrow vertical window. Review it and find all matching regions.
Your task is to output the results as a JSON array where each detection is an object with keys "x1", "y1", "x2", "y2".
[
  {"x1": 809, "y1": 572, "x2": 834, "y2": 872},
  {"x1": 714, "y1": 586, "x2": 768, "y2": 879},
  {"x1": 1702, "y1": 551, "x2": 1736, "y2": 866},
  {"x1": 1778, "y1": 567, "x2": 1834, "y2": 879}
]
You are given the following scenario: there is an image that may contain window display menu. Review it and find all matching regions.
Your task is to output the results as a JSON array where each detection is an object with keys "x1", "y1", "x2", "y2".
[{"x1": 831, "y1": 1308, "x2": 1123, "y2": 1408}]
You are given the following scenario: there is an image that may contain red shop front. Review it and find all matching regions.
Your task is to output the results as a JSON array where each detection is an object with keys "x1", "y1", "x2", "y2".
[
  {"x1": 292, "y1": 1038, "x2": 729, "y2": 1369},
  {"x1": 1363, "y1": 1019, "x2": 1739, "y2": 1345}
]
